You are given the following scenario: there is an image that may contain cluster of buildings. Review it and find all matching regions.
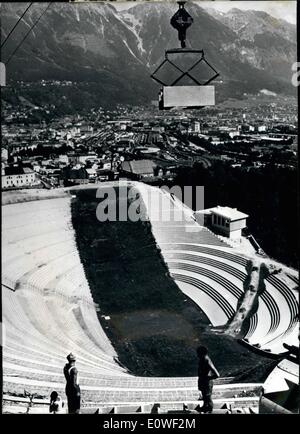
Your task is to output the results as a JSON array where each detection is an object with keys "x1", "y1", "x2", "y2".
[{"x1": 1, "y1": 90, "x2": 297, "y2": 191}]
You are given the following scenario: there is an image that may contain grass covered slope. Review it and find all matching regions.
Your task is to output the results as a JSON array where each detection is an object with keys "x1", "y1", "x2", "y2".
[{"x1": 71, "y1": 187, "x2": 273, "y2": 378}]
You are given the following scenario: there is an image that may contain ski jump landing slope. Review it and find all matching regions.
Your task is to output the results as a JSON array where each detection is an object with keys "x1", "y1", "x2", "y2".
[{"x1": 2, "y1": 182, "x2": 298, "y2": 406}]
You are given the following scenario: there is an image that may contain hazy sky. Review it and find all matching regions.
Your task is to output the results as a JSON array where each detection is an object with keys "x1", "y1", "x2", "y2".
[{"x1": 114, "y1": 1, "x2": 296, "y2": 24}]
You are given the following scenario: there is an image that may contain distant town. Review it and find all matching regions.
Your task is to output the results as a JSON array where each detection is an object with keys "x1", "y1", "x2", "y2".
[{"x1": 2, "y1": 80, "x2": 297, "y2": 191}]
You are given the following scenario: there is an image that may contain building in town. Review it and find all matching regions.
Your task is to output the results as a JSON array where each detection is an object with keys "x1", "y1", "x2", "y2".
[
  {"x1": 2, "y1": 166, "x2": 39, "y2": 189},
  {"x1": 121, "y1": 159, "x2": 157, "y2": 179},
  {"x1": 61, "y1": 165, "x2": 89, "y2": 185}
]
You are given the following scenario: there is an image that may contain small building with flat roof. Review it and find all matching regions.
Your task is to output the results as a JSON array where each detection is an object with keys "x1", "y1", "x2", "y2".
[{"x1": 195, "y1": 206, "x2": 249, "y2": 240}]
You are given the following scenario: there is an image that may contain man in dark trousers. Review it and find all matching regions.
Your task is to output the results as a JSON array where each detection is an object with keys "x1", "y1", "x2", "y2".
[
  {"x1": 63, "y1": 353, "x2": 81, "y2": 414},
  {"x1": 197, "y1": 346, "x2": 220, "y2": 413}
]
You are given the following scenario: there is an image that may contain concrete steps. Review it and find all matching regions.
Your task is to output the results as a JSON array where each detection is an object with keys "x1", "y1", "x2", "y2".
[
  {"x1": 2, "y1": 395, "x2": 260, "y2": 414},
  {"x1": 159, "y1": 243, "x2": 298, "y2": 354},
  {"x1": 3, "y1": 382, "x2": 261, "y2": 408}
]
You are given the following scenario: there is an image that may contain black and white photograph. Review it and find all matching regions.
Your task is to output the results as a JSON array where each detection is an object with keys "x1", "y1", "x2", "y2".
[{"x1": 1, "y1": 0, "x2": 299, "y2": 418}]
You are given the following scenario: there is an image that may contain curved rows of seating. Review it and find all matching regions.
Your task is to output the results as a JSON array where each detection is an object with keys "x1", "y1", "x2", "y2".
[
  {"x1": 165, "y1": 251, "x2": 245, "y2": 284},
  {"x1": 168, "y1": 260, "x2": 286, "y2": 338},
  {"x1": 287, "y1": 273, "x2": 299, "y2": 285},
  {"x1": 3, "y1": 374, "x2": 260, "y2": 406},
  {"x1": 158, "y1": 244, "x2": 298, "y2": 354},
  {"x1": 3, "y1": 330, "x2": 233, "y2": 389},
  {"x1": 4, "y1": 289, "x2": 118, "y2": 369},
  {"x1": 164, "y1": 252, "x2": 281, "y2": 336},
  {"x1": 246, "y1": 314, "x2": 258, "y2": 339},
  {"x1": 161, "y1": 243, "x2": 247, "y2": 266},
  {"x1": 2, "y1": 184, "x2": 298, "y2": 407},
  {"x1": 3, "y1": 287, "x2": 120, "y2": 372},
  {"x1": 3, "y1": 194, "x2": 236, "y2": 406},
  {"x1": 267, "y1": 276, "x2": 298, "y2": 332},
  {"x1": 171, "y1": 272, "x2": 236, "y2": 319},
  {"x1": 2, "y1": 198, "x2": 134, "y2": 401},
  {"x1": 162, "y1": 245, "x2": 297, "y2": 324},
  {"x1": 5, "y1": 286, "x2": 241, "y2": 404},
  {"x1": 138, "y1": 186, "x2": 298, "y2": 355},
  {"x1": 169, "y1": 261, "x2": 242, "y2": 299}
]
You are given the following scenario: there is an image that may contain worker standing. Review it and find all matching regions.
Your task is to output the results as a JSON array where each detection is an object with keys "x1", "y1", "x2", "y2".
[
  {"x1": 197, "y1": 346, "x2": 220, "y2": 413},
  {"x1": 63, "y1": 353, "x2": 81, "y2": 414}
]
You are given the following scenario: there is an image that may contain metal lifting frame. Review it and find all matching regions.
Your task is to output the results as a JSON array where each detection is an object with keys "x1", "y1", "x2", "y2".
[{"x1": 151, "y1": 49, "x2": 219, "y2": 87}]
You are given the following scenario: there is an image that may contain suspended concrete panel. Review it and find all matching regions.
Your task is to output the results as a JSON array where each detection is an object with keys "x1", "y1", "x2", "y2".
[{"x1": 163, "y1": 85, "x2": 215, "y2": 108}]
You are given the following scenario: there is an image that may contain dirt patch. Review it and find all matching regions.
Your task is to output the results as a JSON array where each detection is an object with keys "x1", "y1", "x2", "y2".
[
  {"x1": 111, "y1": 309, "x2": 198, "y2": 341},
  {"x1": 71, "y1": 186, "x2": 273, "y2": 379}
]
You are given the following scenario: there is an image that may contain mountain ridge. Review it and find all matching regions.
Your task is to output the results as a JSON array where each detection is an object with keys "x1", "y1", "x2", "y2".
[{"x1": 1, "y1": 2, "x2": 296, "y2": 107}]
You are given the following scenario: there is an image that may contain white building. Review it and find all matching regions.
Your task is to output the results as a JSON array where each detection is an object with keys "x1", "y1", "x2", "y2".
[
  {"x1": 210, "y1": 206, "x2": 248, "y2": 239},
  {"x1": 195, "y1": 206, "x2": 249, "y2": 240},
  {"x1": 2, "y1": 167, "x2": 39, "y2": 189}
]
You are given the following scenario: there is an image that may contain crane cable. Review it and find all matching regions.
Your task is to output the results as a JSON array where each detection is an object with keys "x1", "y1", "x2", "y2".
[
  {"x1": 1, "y1": 3, "x2": 33, "y2": 49},
  {"x1": 5, "y1": 2, "x2": 52, "y2": 66}
]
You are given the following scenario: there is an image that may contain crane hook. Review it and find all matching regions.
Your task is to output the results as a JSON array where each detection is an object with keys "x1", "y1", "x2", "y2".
[{"x1": 170, "y1": 1, "x2": 193, "y2": 49}]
